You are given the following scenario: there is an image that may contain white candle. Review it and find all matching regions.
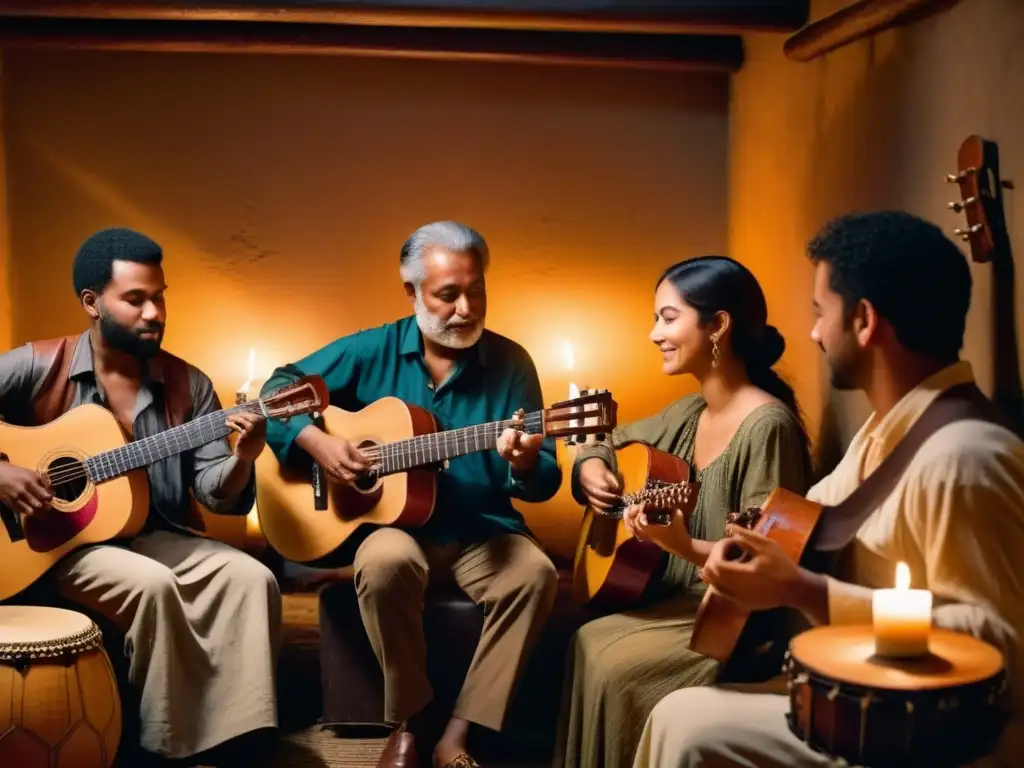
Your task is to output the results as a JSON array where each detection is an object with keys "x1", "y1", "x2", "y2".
[{"x1": 872, "y1": 561, "x2": 932, "y2": 658}]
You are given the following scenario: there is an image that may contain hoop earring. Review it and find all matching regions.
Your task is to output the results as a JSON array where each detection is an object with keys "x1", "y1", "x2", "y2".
[{"x1": 711, "y1": 338, "x2": 720, "y2": 368}]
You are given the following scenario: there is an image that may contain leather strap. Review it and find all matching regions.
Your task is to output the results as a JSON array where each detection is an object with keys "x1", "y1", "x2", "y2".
[{"x1": 812, "y1": 382, "x2": 1011, "y2": 553}]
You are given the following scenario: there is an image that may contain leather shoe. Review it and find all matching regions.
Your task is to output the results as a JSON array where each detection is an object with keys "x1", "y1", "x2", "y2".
[{"x1": 377, "y1": 725, "x2": 419, "y2": 768}]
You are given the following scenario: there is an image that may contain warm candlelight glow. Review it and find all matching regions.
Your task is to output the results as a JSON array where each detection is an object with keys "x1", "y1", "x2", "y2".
[
  {"x1": 873, "y1": 561, "x2": 932, "y2": 658},
  {"x1": 237, "y1": 348, "x2": 256, "y2": 396}
]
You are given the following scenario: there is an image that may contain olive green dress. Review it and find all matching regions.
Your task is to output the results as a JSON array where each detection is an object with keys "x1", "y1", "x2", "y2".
[{"x1": 553, "y1": 394, "x2": 812, "y2": 768}]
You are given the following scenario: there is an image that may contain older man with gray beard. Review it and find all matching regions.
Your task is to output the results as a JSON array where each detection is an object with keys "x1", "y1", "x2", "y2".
[{"x1": 262, "y1": 221, "x2": 561, "y2": 768}]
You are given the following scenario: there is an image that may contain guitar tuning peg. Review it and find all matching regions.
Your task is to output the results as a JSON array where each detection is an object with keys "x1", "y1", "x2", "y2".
[
  {"x1": 947, "y1": 168, "x2": 977, "y2": 183},
  {"x1": 948, "y1": 196, "x2": 977, "y2": 213},
  {"x1": 954, "y1": 223, "x2": 984, "y2": 237},
  {"x1": 1003, "y1": 179, "x2": 1016, "y2": 190}
]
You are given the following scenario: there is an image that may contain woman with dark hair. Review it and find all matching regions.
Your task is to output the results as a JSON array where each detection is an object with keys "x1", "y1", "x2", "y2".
[{"x1": 554, "y1": 256, "x2": 814, "y2": 768}]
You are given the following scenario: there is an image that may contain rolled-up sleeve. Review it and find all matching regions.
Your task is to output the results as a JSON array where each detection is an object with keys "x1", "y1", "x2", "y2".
[{"x1": 190, "y1": 371, "x2": 256, "y2": 515}]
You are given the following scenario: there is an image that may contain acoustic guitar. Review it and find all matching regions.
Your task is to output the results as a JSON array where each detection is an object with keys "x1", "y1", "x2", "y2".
[
  {"x1": 571, "y1": 442, "x2": 699, "y2": 608},
  {"x1": 0, "y1": 375, "x2": 328, "y2": 601},
  {"x1": 255, "y1": 390, "x2": 618, "y2": 564}
]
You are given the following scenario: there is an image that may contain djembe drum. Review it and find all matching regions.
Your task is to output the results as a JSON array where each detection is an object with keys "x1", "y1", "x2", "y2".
[
  {"x1": 0, "y1": 605, "x2": 122, "y2": 767},
  {"x1": 786, "y1": 625, "x2": 1007, "y2": 767}
]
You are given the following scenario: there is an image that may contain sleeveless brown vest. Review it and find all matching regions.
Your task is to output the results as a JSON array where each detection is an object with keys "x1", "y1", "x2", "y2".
[
  {"x1": 28, "y1": 334, "x2": 212, "y2": 533},
  {"x1": 29, "y1": 334, "x2": 193, "y2": 428}
]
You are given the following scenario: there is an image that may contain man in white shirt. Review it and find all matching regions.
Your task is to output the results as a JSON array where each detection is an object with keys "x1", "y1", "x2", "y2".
[{"x1": 631, "y1": 210, "x2": 1024, "y2": 768}]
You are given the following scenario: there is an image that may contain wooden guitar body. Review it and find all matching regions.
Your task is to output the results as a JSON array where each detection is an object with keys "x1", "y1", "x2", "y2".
[
  {"x1": 0, "y1": 404, "x2": 149, "y2": 602},
  {"x1": 255, "y1": 397, "x2": 438, "y2": 564},
  {"x1": 689, "y1": 487, "x2": 824, "y2": 662},
  {"x1": 572, "y1": 442, "x2": 694, "y2": 608}
]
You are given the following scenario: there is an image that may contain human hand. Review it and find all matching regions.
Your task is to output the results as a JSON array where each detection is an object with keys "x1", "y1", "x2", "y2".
[
  {"x1": 700, "y1": 525, "x2": 802, "y2": 611},
  {"x1": 226, "y1": 411, "x2": 268, "y2": 462},
  {"x1": 0, "y1": 461, "x2": 53, "y2": 515},
  {"x1": 578, "y1": 458, "x2": 623, "y2": 511},
  {"x1": 496, "y1": 428, "x2": 544, "y2": 474}
]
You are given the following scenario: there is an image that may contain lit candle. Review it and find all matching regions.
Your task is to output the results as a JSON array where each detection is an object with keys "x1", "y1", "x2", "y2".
[
  {"x1": 564, "y1": 339, "x2": 579, "y2": 430},
  {"x1": 236, "y1": 348, "x2": 256, "y2": 405},
  {"x1": 873, "y1": 561, "x2": 932, "y2": 658}
]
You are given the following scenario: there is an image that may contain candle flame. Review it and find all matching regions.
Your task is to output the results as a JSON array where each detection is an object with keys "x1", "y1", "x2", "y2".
[
  {"x1": 563, "y1": 339, "x2": 575, "y2": 371},
  {"x1": 239, "y1": 348, "x2": 256, "y2": 393},
  {"x1": 895, "y1": 561, "x2": 910, "y2": 590}
]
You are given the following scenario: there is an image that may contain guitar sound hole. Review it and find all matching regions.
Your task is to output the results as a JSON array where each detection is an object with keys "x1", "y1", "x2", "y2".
[
  {"x1": 354, "y1": 440, "x2": 381, "y2": 492},
  {"x1": 46, "y1": 456, "x2": 88, "y2": 504}
]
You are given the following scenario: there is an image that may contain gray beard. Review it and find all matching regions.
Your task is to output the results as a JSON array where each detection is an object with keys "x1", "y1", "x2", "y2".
[{"x1": 413, "y1": 292, "x2": 483, "y2": 350}]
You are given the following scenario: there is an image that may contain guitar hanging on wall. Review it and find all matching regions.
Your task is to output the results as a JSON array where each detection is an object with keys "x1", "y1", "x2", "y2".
[{"x1": 947, "y1": 134, "x2": 1021, "y2": 435}]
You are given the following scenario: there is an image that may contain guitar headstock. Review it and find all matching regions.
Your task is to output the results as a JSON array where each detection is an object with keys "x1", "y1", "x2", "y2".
[
  {"x1": 947, "y1": 134, "x2": 1015, "y2": 264},
  {"x1": 543, "y1": 388, "x2": 617, "y2": 440},
  {"x1": 258, "y1": 375, "x2": 330, "y2": 420}
]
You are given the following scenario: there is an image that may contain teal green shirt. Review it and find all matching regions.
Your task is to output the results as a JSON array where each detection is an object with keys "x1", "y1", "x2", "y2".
[{"x1": 261, "y1": 316, "x2": 561, "y2": 546}]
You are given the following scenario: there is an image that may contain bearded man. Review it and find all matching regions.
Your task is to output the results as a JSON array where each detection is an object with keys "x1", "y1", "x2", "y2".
[
  {"x1": 262, "y1": 220, "x2": 561, "y2": 768},
  {"x1": 0, "y1": 227, "x2": 281, "y2": 766}
]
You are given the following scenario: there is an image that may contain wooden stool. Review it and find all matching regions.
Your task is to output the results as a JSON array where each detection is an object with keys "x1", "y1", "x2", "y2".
[
  {"x1": 786, "y1": 625, "x2": 1007, "y2": 767},
  {"x1": 0, "y1": 605, "x2": 122, "y2": 766}
]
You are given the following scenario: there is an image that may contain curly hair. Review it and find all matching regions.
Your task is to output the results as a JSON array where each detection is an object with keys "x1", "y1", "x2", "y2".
[
  {"x1": 808, "y1": 211, "x2": 971, "y2": 361},
  {"x1": 72, "y1": 227, "x2": 163, "y2": 296}
]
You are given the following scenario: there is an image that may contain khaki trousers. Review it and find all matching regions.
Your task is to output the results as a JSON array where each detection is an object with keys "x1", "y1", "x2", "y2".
[
  {"x1": 353, "y1": 528, "x2": 558, "y2": 731},
  {"x1": 53, "y1": 530, "x2": 282, "y2": 759}
]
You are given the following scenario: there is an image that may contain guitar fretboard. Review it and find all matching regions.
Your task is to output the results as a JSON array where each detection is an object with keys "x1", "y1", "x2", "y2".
[
  {"x1": 80, "y1": 401, "x2": 264, "y2": 484},
  {"x1": 371, "y1": 410, "x2": 545, "y2": 476}
]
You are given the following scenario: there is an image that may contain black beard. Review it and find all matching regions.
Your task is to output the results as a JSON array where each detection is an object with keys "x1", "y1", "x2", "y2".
[{"x1": 99, "y1": 311, "x2": 163, "y2": 359}]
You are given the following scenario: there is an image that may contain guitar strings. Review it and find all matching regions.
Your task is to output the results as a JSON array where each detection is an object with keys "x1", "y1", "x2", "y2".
[
  {"x1": 42, "y1": 404, "x2": 563, "y2": 486},
  {"x1": 42, "y1": 399, "x2": 269, "y2": 486},
  {"x1": 355, "y1": 413, "x2": 545, "y2": 461}
]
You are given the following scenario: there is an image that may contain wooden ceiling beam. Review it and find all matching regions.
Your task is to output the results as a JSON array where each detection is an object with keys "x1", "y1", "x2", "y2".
[
  {"x1": 0, "y1": 1, "x2": 810, "y2": 35},
  {"x1": 784, "y1": 0, "x2": 962, "y2": 62},
  {"x1": 0, "y1": 17, "x2": 745, "y2": 72}
]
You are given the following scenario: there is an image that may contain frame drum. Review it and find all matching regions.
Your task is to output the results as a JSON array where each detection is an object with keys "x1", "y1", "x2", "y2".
[
  {"x1": 786, "y1": 625, "x2": 1007, "y2": 767},
  {"x1": 0, "y1": 605, "x2": 122, "y2": 767}
]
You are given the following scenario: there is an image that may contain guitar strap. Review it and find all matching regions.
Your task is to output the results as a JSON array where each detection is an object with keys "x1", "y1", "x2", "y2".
[{"x1": 811, "y1": 381, "x2": 1012, "y2": 554}]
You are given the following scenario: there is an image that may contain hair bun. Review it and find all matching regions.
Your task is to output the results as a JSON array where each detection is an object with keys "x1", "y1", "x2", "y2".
[{"x1": 758, "y1": 325, "x2": 786, "y2": 367}]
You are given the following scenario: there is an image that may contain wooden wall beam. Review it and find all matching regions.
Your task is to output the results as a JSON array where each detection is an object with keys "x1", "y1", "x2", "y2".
[
  {"x1": 0, "y1": 17, "x2": 745, "y2": 72},
  {"x1": 0, "y1": 1, "x2": 810, "y2": 35},
  {"x1": 784, "y1": 0, "x2": 962, "y2": 62}
]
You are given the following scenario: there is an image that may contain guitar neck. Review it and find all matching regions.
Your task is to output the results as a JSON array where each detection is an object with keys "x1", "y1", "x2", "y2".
[
  {"x1": 375, "y1": 409, "x2": 545, "y2": 475},
  {"x1": 83, "y1": 401, "x2": 261, "y2": 482}
]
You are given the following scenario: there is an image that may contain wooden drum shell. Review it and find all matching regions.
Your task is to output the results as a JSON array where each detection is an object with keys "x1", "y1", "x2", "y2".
[
  {"x1": 0, "y1": 608, "x2": 122, "y2": 767},
  {"x1": 785, "y1": 645, "x2": 1007, "y2": 767}
]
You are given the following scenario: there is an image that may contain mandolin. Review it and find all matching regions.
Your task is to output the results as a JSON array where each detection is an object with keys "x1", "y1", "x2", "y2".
[{"x1": 571, "y1": 442, "x2": 699, "y2": 608}]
